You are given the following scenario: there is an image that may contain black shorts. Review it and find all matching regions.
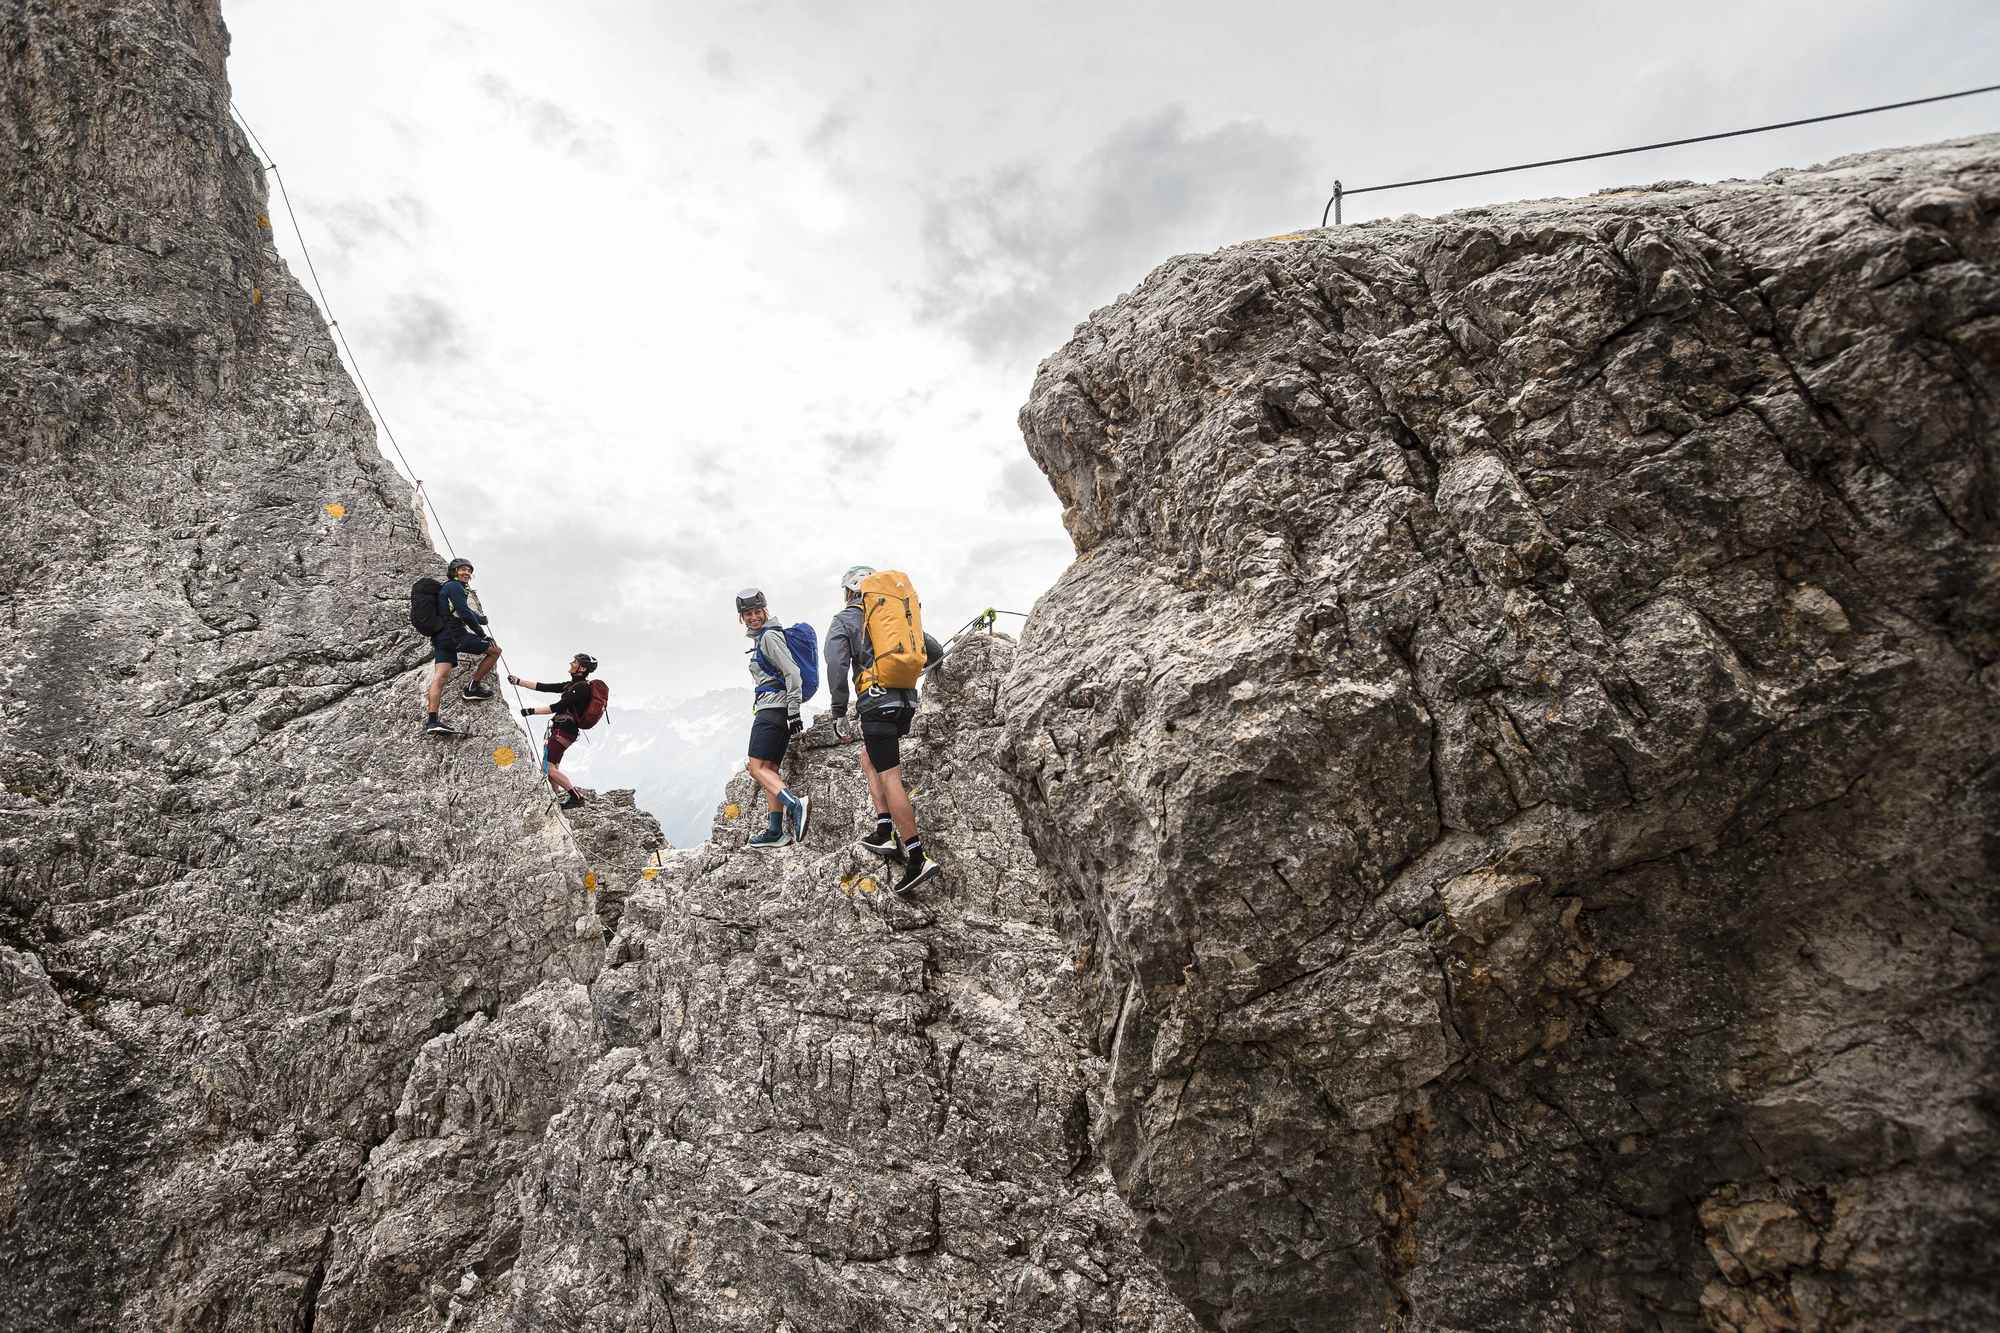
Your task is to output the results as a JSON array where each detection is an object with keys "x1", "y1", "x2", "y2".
[
  {"x1": 860, "y1": 701, "x2": 914, "y2": 773},
  {"x1": 748, "y1": 710, "x2": 790, "y2": 764},
  {"x1": 544, "y1": 718, "x2": 580, "y2": 767}
]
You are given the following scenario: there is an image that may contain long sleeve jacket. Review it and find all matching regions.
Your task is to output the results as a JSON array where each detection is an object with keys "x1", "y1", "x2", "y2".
[
  {"x1": 746, "y1": 623, "x2": 801, "y2": 715},
  {"x1": 530, "y1": 676, "x2": 593, "y2": 723},
  {"x1": 437, "y1": 579, "x2": 487, "y2": 632}
]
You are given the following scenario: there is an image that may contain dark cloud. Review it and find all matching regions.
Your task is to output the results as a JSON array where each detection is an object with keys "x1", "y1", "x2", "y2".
[
  {"x1": 994, "y1": 456, "x2": 1056, "y2": 512},
  {"x1": 917, "y1": 104, "x2": 1313, "y2": 364},
  {"x1": 806, "y1": 104, "x2": 854, "y2": 154},
  {"x1": 477, "y1": 73, "x2": 617, "y2": 167},
  {"x1": 380, "y1": 293, "x2": 469, "y2": 365},
  {"x1": 318, "y1": 193, "x2": 428, "y2": 265},
  {"x1": 824, "y1": 429, "x2": 890, "y2": 464}
]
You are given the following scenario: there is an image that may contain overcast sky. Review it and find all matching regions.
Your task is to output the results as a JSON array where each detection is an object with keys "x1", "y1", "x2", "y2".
[{"x1": 222, "y1": 0, "x2": 2000, "y2": 705}]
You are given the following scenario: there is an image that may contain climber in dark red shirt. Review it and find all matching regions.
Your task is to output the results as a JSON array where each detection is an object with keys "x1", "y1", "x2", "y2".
[{"x1": 508, "y1": 653, "x2": 599, "y2": 810}]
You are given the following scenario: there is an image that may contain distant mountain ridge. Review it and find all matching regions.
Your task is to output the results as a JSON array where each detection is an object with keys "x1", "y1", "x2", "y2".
[{"x1": 560, "y1": 687, "x2": 752, "y2": 846}]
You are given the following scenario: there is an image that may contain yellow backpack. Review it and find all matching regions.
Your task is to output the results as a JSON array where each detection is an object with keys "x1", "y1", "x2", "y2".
[{"x1": 856, "y1": 569, "x2": 925, "y2": 690}]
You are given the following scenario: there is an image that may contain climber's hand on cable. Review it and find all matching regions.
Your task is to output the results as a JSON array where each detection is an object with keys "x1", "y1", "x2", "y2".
[{"x1": 520, "y1": 706, "x2": 534, "y2": 717}]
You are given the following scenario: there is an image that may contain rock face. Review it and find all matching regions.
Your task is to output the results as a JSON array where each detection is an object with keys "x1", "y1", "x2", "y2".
[
  {"x1": 1008, "y1": 141, "x2": 2000, "y2": 1329},
  {"x1": 8, "y1": 3, "x2": 1997, "y2": 1331},
  {"x1": 0, "y1": 3, "x2": 598, "y2": 1328},
  {"x1": 506, "y1": 634, "x2": 1197, "y2": 1333}
]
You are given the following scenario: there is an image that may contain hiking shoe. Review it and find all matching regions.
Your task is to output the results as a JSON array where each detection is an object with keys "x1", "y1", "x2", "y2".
[
  {"x1": 461, "y1": 680, "x2": 497, "y2": 701},
  {"x1": 782, "y1": 790, "x2": 811, "y2": 842},
  {"x1": 858, "y1": 827, "x2": 904, "y2": 860},
  {"x1": 746, "y1": 826, "x2": 792, "y2": 851},
  {"x1": 424, "y1": 719, "x2": 461, "y2": 736},
  {"x1": 560, "y1": 792, "x2": 586, "y2": 811},
  {"x1": 895, "y1": 857, "x2": 941, "y2": 897}
]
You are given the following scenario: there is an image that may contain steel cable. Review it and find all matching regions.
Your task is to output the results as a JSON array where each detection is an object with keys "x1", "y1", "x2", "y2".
[
  {"x1": 229, "y1": 104, "x2": 595, "y2": 881},
  {"x1": 1321, "y1": 81, "x2": 2000, "y2": 225}
]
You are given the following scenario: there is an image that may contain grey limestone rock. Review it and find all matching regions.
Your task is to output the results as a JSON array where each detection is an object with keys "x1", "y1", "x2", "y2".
[
  {"x1": 1, "y1": 2, "x2": 597, "y2": 1328},
  {"x1": 8, "y1": 0, "x2": 1997, "y2": 1329},
  {"x1": 505, "y1": 634, "x2": 1198, "y2": 1333},
  {"x1": 1006, "y1": 139, "x2": 2000, "y2": 1330}
]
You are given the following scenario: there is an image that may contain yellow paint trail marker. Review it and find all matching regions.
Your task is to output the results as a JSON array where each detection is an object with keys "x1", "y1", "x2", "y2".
[
  {"x1": 585, "y1": 872, "x2": 597, "y2": 893},
  {"x1": 325, "y1": 502, "x2": 345, "y2": 518},
  {"x1": 642, "y1": 867, "x2": 659, "y2": 879},
  {"x1": 724, "y1": 802, "x2": 741, "y2": 820},
  {"x1": 256, "y1": 213, "x2": 272, "y2": 228},
  {"x1": 493, "y1": 746, "x2": 515, "y2": 768},
  {"x1": 251, "y1": 288, "x2": 261, "y2": 305}
]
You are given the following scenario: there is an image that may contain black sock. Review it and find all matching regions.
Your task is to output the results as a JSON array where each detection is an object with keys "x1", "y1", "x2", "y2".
[
  {"x1": 875, "y1": 813, "x2": 894, "y2": 837},
  {"x1": 904, "y1": 835, "x2": 924, "y2": 863},
  {"x1": 427, "y1": 711, "x2": 440, "y2": 725}
]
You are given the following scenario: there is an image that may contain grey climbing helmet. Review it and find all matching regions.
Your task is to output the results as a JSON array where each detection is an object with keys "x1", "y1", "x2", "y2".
[
  {"x1": 735, "y1": 587, "x2": 767, "y2": 615},
  {"x1": 840, "y1": 565, "x2": 875, "y2": 596}
]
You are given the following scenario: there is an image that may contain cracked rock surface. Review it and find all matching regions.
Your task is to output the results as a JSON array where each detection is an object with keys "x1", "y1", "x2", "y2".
[
  {"x1": 504, "y1": 634, "x2": 1198, "y2": 1333},
  {"x1": 1, "y1": 3, "x2": 596, "y2": 1328},
  {"x1": 1007, "y1": 139, "x2": 2000, "y2": 1330}
]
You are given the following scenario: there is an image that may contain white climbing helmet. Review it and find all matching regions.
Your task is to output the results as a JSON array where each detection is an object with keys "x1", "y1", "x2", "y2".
[{"x1": 840, "y1": 565, "x2": 875, "y2": 595}]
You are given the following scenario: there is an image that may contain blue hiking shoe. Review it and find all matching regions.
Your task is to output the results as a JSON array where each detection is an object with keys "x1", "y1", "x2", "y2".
[
  {"x1": 746, "y1": 826, "x2": 792, "y2": 851},
  {"x1": 782, "y1": 790, "x2": 811, "y2": 843}
]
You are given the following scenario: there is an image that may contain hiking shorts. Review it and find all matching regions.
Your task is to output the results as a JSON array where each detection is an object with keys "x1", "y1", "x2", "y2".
[
  {"x1": 860, "y1": 701, "x2": 914, "y2": 773},
  {"x1": 544, "y1": 718, "x2": 580, "y2": 767},
  {"x1": 432, "y1": 628, "x2": 492, "y2": 665},
  {"x1": 748, "y1": 709, "x2": 790, "y2": 764}
]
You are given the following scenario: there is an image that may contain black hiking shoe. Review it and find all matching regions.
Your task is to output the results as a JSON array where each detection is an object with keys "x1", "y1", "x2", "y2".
[
  {"x1": 560, "y1": 792, "x2": 586, "y2": 811},
  {"x1": 461, "y1": 680, "x2": 497, "y2": 701},
  {"x1": 859, "y1": 827, "x2": 904, "y2": 860},
  {"x1": 895, "y1": 857, "x2": 941, "y2": 897},
  {"x1": 425, "y1": 718, "x2": 462, "y2": 736}
]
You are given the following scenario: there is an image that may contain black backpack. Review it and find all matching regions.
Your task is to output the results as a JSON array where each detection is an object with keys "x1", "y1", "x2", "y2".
[{"x1": 409, "y1": 578, "x2": 446, "y2": 637}]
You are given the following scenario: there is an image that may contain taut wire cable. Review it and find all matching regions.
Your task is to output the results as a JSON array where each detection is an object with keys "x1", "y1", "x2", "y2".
[
  {"x1": 228, "y1": 103, "x2": 597, "y2": 884},
  {"x1": 1321, "y1": 82, "x2": 2000, "y2": 226}
]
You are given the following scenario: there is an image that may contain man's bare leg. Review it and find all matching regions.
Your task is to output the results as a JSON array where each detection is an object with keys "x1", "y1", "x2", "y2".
[
  {"x1": 860, "y1": 747, "x2": 917, "y2": 839},
  {"x1": 426, "y1": 661, "x2": 452, "y2": 715}
]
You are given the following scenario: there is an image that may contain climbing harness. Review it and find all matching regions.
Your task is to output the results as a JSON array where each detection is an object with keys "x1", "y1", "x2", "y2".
[{"x1": 1320, "y1": 81, "x2": 2000, "y2": 226}]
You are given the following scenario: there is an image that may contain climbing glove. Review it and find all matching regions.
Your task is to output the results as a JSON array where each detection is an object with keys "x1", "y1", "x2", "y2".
[
  {"x1": 520, "y1": 707, "x2": 534, "y2": 717},
  {"x1": 787, "y1": 712, "x2": 804, "y2": 736}
]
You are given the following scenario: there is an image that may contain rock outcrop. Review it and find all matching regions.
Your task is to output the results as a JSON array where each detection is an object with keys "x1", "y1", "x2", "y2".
[
  {"x1": 1, "y1": 3, "x2": 597, "y2": 1328},
  {"x1": 1008, "y1": 141, "x2": 2000, "y2": 1330},
  {"x1": 505, "y1": 634, "x2": 1197, "y2": 1333}
]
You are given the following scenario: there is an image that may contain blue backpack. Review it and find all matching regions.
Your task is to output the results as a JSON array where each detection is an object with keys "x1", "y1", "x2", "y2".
[{"x1": 751, "y1": 623, "x2": 820, "y2": 703}]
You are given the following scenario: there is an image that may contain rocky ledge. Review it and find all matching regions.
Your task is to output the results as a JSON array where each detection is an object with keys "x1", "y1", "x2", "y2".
[{"x1": 1008, "y1": 137, "x2": 2000, "y2": 1331}]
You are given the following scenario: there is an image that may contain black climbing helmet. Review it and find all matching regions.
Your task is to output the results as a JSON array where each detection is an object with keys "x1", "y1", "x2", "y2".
[
  {"x1": 572, "y1": 653, "x2": 598, "y2": 674},
  {"x1": 447, "y1": 558, "x2": 474, "y2": 579},
  {"x1": 735, "y1": 587, "x2": 767, "y2": 615}
]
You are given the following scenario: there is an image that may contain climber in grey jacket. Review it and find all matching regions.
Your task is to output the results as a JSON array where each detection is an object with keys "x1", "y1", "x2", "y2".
[
  {"x1": 737, "y1": 587, "x2": 809, "y2": 850},
  {"x1": 825, "y1": 565, "x2": 946, "y2": 895}
]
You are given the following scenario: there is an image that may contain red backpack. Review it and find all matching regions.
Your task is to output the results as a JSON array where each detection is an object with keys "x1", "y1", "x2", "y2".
[{"x1": 577, "y1": 680, "x2": 609, "y2": 729}]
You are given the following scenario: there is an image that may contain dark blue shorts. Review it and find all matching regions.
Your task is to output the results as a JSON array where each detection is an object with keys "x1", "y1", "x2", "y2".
[
  {"x1": 432, "y1": 629, "x2": 492, "y2": 665},
  {"x1": 748, "y1": 710, "x2": 790, "y2": 763}
]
